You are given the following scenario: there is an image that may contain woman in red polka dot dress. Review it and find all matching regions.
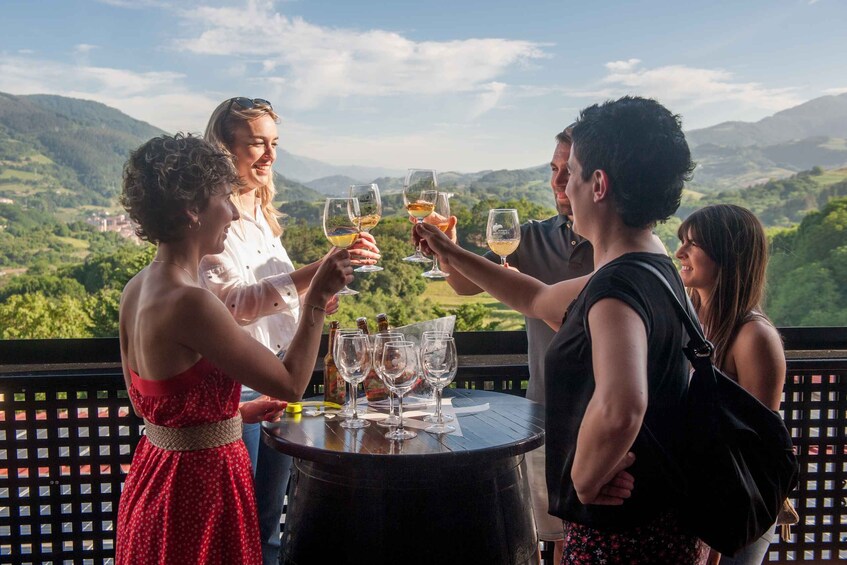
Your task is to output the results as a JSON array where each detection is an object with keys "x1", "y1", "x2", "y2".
[{"x1": 115, "y1": 133, "x2": 352, "y2": 564}]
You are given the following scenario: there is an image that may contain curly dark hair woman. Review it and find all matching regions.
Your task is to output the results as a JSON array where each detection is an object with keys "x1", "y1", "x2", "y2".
[{"x1": 120, "y1": 132, "x2": 240, "y2": 244}]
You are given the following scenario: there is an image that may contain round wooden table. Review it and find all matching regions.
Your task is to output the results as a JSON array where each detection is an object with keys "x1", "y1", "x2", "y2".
[{"x1": 263, "y1": 388, "x2": 545, "y2": 565}]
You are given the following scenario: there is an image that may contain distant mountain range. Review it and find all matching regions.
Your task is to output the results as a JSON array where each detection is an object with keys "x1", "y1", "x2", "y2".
[
  {"x1": 2, "y1": 91, "x2": 847, "y2": 212},
  {"x1": 686, "y1": 93, "x2": 847, "y2": 189}
]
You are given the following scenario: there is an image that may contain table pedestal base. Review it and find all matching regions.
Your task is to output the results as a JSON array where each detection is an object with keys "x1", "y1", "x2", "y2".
[{"x1": 281, "y1": 454, "x2": 538, "y2": 565}]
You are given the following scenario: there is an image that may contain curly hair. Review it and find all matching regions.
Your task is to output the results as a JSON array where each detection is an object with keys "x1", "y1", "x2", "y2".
[
  {"x1": 571, "y1": 96, "x2": 694, "y2": 228},
  {"x1": 120, "y1": 133, "x2": 240, "y2": 244}
]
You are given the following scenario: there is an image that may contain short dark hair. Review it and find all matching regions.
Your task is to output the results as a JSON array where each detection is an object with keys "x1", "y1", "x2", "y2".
[
  {"x1": 555, "y1": 122, "x2": 576, "y2": 145},
  {"x1": 571, "y1": 96, "x2": 694, "y2": 228},
  {"x1": 120, "y1": 133, "x2": 239, "y2": 244}
]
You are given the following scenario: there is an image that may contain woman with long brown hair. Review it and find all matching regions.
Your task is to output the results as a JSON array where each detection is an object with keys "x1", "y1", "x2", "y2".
[
  {"x1": 200, "y1": 97, "x2": 379, "y2": 564},
  {"x1": 676, "y1": 204, "x2": 786, "y2": 564}
]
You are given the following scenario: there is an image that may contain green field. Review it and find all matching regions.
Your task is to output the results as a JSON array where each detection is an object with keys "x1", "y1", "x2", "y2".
[
  {"x1": 813, "y1": 167, "x2": 847, "y2": 186},
  {"x1": 420, "y1": 279, "x2": 525, "y2": 330}
]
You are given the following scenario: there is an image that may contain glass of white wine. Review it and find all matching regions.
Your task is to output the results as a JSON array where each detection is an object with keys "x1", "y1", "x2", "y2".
[
  {"x1": 323, "y1": 197, "x2": 360, "y2": 296},
  {"x1": 421, "y1": 192, "x2": 451, "y2": 279},
  {"x1": 486, "y1": 208, "x2": 521, "y2": 266},
  {"x1": 402, "y1": 169, "x2": 438, "y2": 263},
  {"x1": 349, "y1": 183, "x2": 383, "y2": 273}
]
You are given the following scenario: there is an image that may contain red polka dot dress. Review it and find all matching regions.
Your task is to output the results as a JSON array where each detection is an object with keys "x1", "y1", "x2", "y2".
[{"x1": 116, "y1": 359, "x2": 261, "y2": 565}]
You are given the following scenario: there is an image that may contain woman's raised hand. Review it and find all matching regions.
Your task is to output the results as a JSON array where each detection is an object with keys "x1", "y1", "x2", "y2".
[
  {"x1": 309, "y1": 247, "x2": 353, "y2": 304},
  {"x1": 239, "y1": 396, "x2": 287, "y2": 424},
  {"x1": 414, "y1": 220, "x2": 456, "y2": 258},
  {"x1": 348, "y1": 231, "x2": 381, "y2": 266}
]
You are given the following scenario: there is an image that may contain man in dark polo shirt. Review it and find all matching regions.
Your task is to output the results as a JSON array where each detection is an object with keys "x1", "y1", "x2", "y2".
[{"x1": 439, "y1": 126, "x2": 594, "y2": 559}]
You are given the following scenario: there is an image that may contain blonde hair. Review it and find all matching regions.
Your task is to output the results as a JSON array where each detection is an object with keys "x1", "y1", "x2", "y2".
[{"x1": 204, "y1": 98, "x2": 283, "y2": 237}]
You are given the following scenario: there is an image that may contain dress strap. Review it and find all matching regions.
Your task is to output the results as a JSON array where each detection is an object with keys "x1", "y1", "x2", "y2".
[{"x1": 144, "y1": 414, "x2": 243, "y2": 451}]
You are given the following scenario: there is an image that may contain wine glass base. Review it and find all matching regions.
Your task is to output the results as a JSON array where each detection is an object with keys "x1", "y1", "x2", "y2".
[
  {"x1": 354, "y1": 265, "x2": 384, "y2": 273},
  {"x1": 376, "y1": 414, "x2": 401, "y2": 427},
  {"x1": 340, "y1": 418, "x2": 370, "y2": 429},
  {"x1": 385, "y1": 428, "x2": 417, "y2": 440},
  {"x1": 423, "y1": 413, "x2": 454, "y2": 423},
  {"x1": 402, "y1": 255, "x2": 432, "y2": 263},
  {"x1": 336, "y1": 286, "x2": 359, "y2": 296},
  {"x1": 425, "y1": 423, "x2": 456, "y2": 434},
  {"x1": 421, "y1": 269, "x2": 449, "y2": 279}
]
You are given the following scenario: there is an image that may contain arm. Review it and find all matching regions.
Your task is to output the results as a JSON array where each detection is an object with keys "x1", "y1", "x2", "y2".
[
  {"x1": 200, "y1": 249, "x2": 302, "y2": 326},
  {"x1": 571, "y1": 298, "x2": 648, "y2": 504},
  {"x1": 118, "y1": 292, "x2": 141, "y2": 418},
  {"x1": 415, "y1": 221, "x2": 589, "y2": 322},
  {"x1": 181, "y1": 248, "x2": 352, "y2": 401},
  {"x1": 727, "y1": 320, "x2": 786, "y2": 411}
]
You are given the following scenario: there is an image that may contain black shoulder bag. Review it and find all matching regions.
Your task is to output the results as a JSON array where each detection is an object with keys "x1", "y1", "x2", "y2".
[{"x1": 626, "y1": 259, "x2": 799, "y2": 556}]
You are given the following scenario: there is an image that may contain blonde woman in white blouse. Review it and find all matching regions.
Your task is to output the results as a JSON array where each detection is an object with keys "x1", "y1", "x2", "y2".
[{"x1": 201, "y1": 97, "x2": 379, "y2": 565}]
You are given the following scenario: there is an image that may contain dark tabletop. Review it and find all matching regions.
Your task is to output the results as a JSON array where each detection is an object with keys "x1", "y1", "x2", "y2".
[{"x1": 262, "y1": 388, "x2": 545, "y2": 467}]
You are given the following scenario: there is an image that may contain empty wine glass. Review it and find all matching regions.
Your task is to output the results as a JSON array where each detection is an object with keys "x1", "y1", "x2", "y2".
[
  {"x1": 335, "y1": 333, "x2": 372, "y2": 429},
  {"x1": 380, "y1": 341, "x2": 419, "y2": 440},
  {"x1": 349, "y1": 183, "x2": 383, "y2": 273},
  {"x1": 402, "y1": 169, "x2": 437, "y2": 263},
  {"x1": 486, "y1": 208, "x2": 521, "y2": 267},
  {"x1": 421, "y1": 192, "x2": 451, "y2": 279},
  {"x1": 422, "y1": 336, "x2": 458, "y2": 434},
  {"x1": 372, "y1": 332, "x2": 405, "y2": 428},
  {"x1": 323, "y1": 197, "x2": 360, "y2": 295},
  {"x1": 335, "y1": 328, "x2": 363, "y2": 418},
  {"x1": 421, "y1": 330, "x2": 454, "y2": 424}
]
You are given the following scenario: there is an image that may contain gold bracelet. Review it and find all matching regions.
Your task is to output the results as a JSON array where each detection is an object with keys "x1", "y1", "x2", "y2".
[{"x1": 305, "y1": 303, "x2": 327, "y2": 326}]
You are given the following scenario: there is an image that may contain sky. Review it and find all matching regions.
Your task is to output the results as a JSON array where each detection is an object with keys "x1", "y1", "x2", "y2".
[{"x1": 1, "y1": 0, "x2": 846, "y2": 173}]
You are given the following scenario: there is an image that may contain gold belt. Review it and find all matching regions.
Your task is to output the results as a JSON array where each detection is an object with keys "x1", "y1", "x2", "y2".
[{"x1": 144, "y1": 414, "x2": 243, "y2": 451}]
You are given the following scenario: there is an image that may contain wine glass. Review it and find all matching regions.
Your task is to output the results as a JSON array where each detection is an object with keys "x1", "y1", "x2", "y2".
[
  {"x1": 372, "y1": 332, "x2": 405, "y2": 428},
  {"x1": 335, "y1": 328, "x2": 363, "y2": 418},
  {"x1": 335, "y1": 333, "x2": 372, "y2": 429},
  {"x1": 486, "y1": 208, "x2": 521, "y2": 266},
  {"x1": 420, "y1": 330, "x2": 455, "y2": 423},
  {"x1": 402, "y1": 169, "x2": 438, "y2": 263},
  {"x1": 323, "y1": 197, "x2": 360, "y2": 295},
  {"x1": 421, "y1": 192, "x2": 451, "y2": 279},
  {"x1": 349, "y1": 183, "x2": 383, "y2": 273},
  {"x1": 422, "y1": 336, "x2": 458, "y2": 434},
  {"x1": 380, "y1": 341, "x2": 420, "y2": 440}
]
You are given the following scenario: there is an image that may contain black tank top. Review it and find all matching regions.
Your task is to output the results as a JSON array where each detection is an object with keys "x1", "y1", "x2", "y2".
[{"x1": 544, "y1": 252, "x2": 689, "y2": 531}]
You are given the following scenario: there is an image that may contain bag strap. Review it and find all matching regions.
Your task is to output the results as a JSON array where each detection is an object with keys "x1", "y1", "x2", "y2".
[{"x1": 612, "y1": 258, "x2": 716, "y2": 363}]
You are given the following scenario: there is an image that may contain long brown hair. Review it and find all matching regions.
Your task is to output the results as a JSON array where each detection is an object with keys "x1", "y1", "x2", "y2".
[
  {"x1": 677, "y1": 204, "x2": 772, "y2": 369},
  {"x1": 205, "y1": 99, "x2": 283, "y2": 237}
]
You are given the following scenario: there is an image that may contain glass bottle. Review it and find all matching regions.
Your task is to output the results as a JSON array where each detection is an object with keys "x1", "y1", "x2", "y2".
[
  {"x1": 357, "y1": 316, "x2": 390, "y2": 402},
  {"x1": 323, "y1": 321, "x2": 346, "y2": 405}
]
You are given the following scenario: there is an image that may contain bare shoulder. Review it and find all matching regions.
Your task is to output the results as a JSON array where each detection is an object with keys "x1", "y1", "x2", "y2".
[{"x1": 733, "y1": 318, "x2": 784, "y2": 357}]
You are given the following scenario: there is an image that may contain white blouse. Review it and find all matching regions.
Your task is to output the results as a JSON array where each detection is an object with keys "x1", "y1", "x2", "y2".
[{"x1": 199, "y1": 207, "x2": 301, "y2": 366}]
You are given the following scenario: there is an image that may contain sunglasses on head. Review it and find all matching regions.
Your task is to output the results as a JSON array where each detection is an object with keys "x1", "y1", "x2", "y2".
[{"x1": 224, "y1": 97, "x2": 273, "y2": 118}]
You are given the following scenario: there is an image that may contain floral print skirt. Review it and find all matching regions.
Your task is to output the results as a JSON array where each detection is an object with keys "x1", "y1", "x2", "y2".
[{"x1": 561, "y1": 512, "x2": 709, "y2": 565}]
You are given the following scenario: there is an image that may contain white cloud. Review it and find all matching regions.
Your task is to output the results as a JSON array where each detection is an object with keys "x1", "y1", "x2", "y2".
[
  {"x1": 174, "y1": 0, "x2": 547, "y2": 113},
  {"x1": 590, "y1": 59, "x2": 803, "y2": 127},
  {"x1": 823, "y1": 86, "x2": 847, "y2": 95},
  {"x1": 0, "y1": 55, "x2": 217, "y2": 133},
  {"x1": 469, "y1": 82, "x2": 507, "y2": 120},
  {"x1": 74, "y1": 44, "x2": 99, "y2": 54}
]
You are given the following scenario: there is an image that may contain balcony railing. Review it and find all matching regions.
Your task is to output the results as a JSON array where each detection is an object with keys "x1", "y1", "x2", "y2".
[{"x1": 1, "y1": 328, "x2": 845, "y2": 564}]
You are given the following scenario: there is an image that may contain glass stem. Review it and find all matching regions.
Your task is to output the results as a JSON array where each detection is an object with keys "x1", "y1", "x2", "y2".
[
  {"x1": 397, "y1": 395, "x2": 404, "y2": 435},
  {"x1": 351, "y1": 380, "x2": 358, "y2": 419},
  {"x1": 415, "y1": 218, "x2": 424, "y2": 255},
  {"x1": 500, "y1": 255, "x2": 507, "y2": 266},
  {"x1": 432, "y1": 255, "x2": 440, "y2": 272},
  {"x1": 388, "y1": 391, "x2": 395, "y2": 417},
  {"x1": 435, "y1": 387, "x2": 443, "y2": 424}
]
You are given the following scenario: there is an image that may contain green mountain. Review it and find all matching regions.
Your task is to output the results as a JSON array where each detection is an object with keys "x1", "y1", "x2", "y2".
[
  {"x1": 0, "y1": 91, "x2": 320, "y2": 213},
  {"x1": 686, "y1": 93, "x2": 847, "y2": 190},
  {"x1": 0, "y1": 92, "x2": 166, "y2": 209}
]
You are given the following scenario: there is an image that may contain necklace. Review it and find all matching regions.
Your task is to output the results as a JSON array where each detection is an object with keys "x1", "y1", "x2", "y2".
[{"x1": 151, "y1": 259, "x2": 195, "y2": 280}]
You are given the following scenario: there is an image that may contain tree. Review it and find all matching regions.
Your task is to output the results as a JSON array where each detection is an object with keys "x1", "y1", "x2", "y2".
[{"x1": 0, "y1": 292, "x2": 92, "y2": 338}]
